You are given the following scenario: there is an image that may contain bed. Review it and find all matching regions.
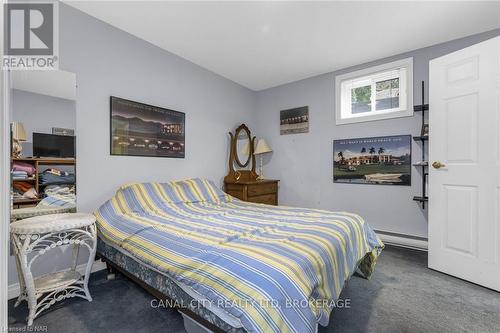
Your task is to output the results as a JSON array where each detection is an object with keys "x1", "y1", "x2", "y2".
[{"x1": 95, "y1": 178, "x2": 383, "y2": 333}]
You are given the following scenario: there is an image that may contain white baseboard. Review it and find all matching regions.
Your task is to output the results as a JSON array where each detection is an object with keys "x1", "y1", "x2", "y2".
[
  {"x1": 376, "y1": 231, "x2": 428, "y2": 251},
  {"x1": 8, "y1": 260, "x2": 106, "y2": 300}
]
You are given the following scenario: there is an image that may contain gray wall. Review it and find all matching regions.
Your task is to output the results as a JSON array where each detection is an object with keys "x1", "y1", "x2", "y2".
[
  {"x1": 11, "y1": 89, "x2": 76, "y2": 157},
  {"x1": 254, "y1": 29, "x2": 500, "y2": 239},
  {"x1": 8, "y1": 4, "x2": 255, "y2": 287},
  {"x1": 59, "y1": 4, "x2": 256, "y2": 213},
  {"x1": 8, "y1": 5, "x2": 499, "y2": 288}
]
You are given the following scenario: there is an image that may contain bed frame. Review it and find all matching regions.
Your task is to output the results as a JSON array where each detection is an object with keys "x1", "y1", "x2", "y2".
[{"x1": 96, "y1": 250, "x2": 230, "y2": 333}]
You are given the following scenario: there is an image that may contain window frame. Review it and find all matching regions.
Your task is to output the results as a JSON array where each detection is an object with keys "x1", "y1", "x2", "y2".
[{"x1": 335, "y1": 57, "x2": 413, "y2": 125}]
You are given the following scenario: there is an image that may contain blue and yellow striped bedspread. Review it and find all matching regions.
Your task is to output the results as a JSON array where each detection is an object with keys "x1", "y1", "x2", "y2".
[{"x1": 95, "y1": 178, "x2": 383, "y2": 333}]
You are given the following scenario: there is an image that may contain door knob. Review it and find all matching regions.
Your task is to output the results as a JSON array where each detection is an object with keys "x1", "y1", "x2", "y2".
[{"x1": 432, "y1": 161, "x2": 446, "y2": 169}]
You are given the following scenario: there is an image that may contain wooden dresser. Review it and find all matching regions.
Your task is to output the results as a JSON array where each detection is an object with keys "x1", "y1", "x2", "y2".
[{"x1": 224, "y1": 179, "x2": 279, "y2": 205}]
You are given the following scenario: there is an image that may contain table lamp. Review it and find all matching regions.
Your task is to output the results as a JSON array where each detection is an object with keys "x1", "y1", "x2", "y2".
[
  {"x1": 254, "y1": 138, "x2": 272, "y2": 180},
  {"x1": 11, "y1": 122, "x2": 27, "y2": 158}
]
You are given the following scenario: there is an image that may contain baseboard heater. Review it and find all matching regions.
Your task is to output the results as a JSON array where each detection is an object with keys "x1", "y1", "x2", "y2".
[{"x1": 374, "y1": 230, "x2": 428, "y2": 251}]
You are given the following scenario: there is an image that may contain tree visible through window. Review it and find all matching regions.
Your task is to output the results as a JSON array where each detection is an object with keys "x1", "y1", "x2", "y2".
[
  {"x1": 376, "y1": 78, "x2": 399, "y2": 111},
  {"x1": 351, "y1": 85, "x2": 372, "y2": 114},
  {"x1": 336, "y1": 57, "x2": 412, "y2": 124}
]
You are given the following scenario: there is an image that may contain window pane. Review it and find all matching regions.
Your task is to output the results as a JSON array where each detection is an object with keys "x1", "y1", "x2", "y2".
[
  {"x1": 375, "y1": 78, "x2": 399, "y2": 111},
  {"x1": 351, "y1": 85, "x2": 371, "y2": 114}
]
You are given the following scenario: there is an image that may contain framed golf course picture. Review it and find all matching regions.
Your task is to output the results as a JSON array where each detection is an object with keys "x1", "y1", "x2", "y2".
[{"x1": 333, "y1": 135, "x2": 411, "y2": 185}]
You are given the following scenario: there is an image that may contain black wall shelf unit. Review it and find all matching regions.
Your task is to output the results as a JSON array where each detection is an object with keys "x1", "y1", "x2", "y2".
[
  {"x1": 414, "y1": 104, "x2": 429, "y2": 112},
  {"x1": 413, "y1": 136, "x2": 428, "y2": 142},
  {"x1": 413, "y1": 81, "x2": 428, "y2": 208}
]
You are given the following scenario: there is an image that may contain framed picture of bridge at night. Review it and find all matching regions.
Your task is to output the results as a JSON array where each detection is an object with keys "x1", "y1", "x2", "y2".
[
  {"x1": 333, "y1": 135, "x2": 411, "y2": 186},
  {"x1": 110, "y1": 96, "x2": 185, "y2": 158}
]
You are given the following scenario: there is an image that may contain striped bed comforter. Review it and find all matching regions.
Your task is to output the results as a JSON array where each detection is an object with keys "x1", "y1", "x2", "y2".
[{"x1": 95, "y1": 178, "x2": 383, "y2": 333}]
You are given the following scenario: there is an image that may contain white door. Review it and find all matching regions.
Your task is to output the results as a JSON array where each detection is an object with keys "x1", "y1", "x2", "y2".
[{"x1": 429, "y1": 36, "x2": 500, "y2": 292}]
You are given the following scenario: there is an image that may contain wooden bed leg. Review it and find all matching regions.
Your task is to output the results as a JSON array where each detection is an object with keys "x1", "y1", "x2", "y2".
[{"x1": 106, "y1": 262, "x2": 116, "y2": 280}]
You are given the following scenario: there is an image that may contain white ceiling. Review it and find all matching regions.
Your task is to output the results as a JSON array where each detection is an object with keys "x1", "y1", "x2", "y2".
[
  {"x1": 65, "y1": 1, "x2": 500, "y2": 91},
  {"x1": 12, "y1": 70, "x2": 77, "y2": 100}
]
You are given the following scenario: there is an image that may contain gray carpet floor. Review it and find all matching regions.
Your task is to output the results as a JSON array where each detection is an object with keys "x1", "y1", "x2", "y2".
[{"x1": 9, "y1": 246, "x2": 500, "y2": 332}]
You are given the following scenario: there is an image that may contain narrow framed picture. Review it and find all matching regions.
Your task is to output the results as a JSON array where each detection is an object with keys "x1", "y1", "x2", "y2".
[
  {"x1": 110, "y1": 96, "x2": 185, "y2": 158},
  {"x1": 333, "y1": 135, "x2": 411, "y2": 185},
  {"x1": 52, "y1": 127, "x2": 74, "y2": 136},
  {"x1": 280, "y1": 106, "x2": 309, "y2": 135},
  {"x1": 421, "y1": 124, "x2": 429, "y2": 137}
]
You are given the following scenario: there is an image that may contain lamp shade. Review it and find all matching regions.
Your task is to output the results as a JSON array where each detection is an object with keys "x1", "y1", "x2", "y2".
[
  {"x1": 254, "y1": 138, "x2": 272, "y2": 155},
  {"x1": 11, "y1": 122, "x2": 27, "y2": 141}
]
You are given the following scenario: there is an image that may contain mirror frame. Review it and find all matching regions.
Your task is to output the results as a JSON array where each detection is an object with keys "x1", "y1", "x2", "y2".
[{"x1": 225, "y1": 124, "x2": 257, "y2": 183}]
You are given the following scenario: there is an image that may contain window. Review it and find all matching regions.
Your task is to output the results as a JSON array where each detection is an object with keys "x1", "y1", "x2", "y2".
[{"x1": 336, "y1": 57, "x2": 413, "y2": 124}]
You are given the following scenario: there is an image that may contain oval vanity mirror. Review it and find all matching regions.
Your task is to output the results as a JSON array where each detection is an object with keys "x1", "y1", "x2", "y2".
[
  {"x1": 225, "y1": 124, "x2": 257, "y2": 183},
  {"x1": 235, "y1": 126, "x2": 251, "y2": 168}
]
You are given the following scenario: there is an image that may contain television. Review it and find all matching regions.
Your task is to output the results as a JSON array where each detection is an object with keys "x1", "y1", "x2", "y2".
[{"x1": 33, "y1": 133, "x2": 75, "y2": 158}]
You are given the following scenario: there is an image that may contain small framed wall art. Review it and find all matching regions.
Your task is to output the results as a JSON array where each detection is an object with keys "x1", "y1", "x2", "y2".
[
  {"x1": 421, "y1": 124, "x2": 429, "y2": 137},
  {"x1": 280, "y1": 106, "x2": 309, "y2": 135}
]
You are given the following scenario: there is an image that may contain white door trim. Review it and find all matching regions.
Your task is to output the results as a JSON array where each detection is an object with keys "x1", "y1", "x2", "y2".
[{"x1": 0, "y1": 0, "x2": 11, "y2": 326}]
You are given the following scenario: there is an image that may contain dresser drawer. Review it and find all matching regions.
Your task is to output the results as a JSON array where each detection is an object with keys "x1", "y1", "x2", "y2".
[
  {"x1": 226, "y1": 189, "x2": 244, "y2": 201},
  {"x1": 225, "y1": 184, "x2": 244, "y2": 199},
  {"x1": 247, "y1": 193, "x2": 277, "y2": 205},
  {"x1": 247, "y1": 182, "x2": 277, "y2": 196},
  {"x1": 224, "y1": 180, "x2": 279, "y2": 205}
]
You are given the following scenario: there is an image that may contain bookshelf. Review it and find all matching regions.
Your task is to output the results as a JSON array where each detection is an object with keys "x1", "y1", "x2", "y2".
[{"x1": 11, "y1": 157, "x2": 76, "y2": 208}]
